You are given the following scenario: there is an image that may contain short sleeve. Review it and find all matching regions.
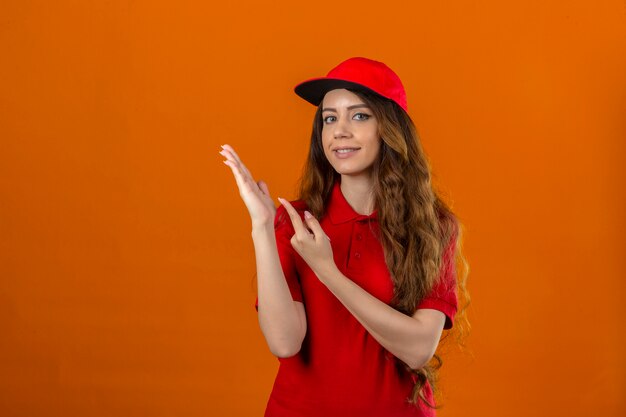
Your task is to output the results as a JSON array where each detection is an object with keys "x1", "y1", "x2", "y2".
[
  {"x1": 255, "y1": 204, "x2": 304, "y2": 311},
  {"x1": 416, "y1": 231, "x2": 458, "y2": 329}
]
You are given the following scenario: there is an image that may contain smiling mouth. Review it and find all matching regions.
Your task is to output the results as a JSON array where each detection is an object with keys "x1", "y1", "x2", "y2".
[{"x1": 334, "y1": 148, "x2": 360, "y2": 154}]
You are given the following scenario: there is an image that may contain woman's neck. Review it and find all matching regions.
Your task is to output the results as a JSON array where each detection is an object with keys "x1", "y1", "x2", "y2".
[{"x1": 339, "y1": 175, "x2": 375, "y2": 216}]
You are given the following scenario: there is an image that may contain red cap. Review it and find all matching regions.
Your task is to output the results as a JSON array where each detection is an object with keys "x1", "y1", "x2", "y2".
[{"x1": 294, "y1": 57, "x2": 408, "y2": 112}]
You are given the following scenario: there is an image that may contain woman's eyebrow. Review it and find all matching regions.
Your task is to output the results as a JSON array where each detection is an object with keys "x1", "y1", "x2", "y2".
[{"x1": 322, "y1": 104, "x2": 370, "y2": 113}]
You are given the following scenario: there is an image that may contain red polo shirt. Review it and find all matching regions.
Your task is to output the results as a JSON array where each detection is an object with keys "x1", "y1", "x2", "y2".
[{"x1": 256, "y1": 180, "x2": 458, "y2": 416}]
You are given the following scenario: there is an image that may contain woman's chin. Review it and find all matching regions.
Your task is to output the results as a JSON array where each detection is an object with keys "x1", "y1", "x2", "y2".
[{"x1": 332, "y1": 167, "x2": 373, "y2": 178}]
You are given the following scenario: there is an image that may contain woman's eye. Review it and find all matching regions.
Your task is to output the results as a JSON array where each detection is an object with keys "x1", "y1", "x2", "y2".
[{"x1": 323, "y1": 113, "x2": 371, "y2": 124}]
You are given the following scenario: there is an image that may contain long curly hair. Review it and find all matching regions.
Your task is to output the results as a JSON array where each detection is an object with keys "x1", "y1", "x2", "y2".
[{"x1": 296, "y1": 89, "x2": 471, "y2": 409}]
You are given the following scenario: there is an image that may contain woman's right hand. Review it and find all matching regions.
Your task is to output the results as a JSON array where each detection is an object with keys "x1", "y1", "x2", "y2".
[{"x1": 220, "y1": 144, "x2": 276, "y2": 227}]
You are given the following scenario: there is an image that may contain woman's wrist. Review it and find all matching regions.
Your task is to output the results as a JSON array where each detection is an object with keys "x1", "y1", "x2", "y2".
[
  {"x1": 251, "y1": 220, "x2": 275, "y2": 237},
  {"x1": 313, "y1": 262, "x2": 340, "y2": 285}
]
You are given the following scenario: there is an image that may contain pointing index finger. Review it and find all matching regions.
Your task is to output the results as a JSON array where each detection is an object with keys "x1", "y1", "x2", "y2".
[{"x1": 277, "y1": 197, "x2": 310, "y2": 237}]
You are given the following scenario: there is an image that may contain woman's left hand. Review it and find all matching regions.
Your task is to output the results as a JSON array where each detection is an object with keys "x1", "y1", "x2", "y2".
[{"x1": 277, "y1": 197, "x2": 337, "y2": 280}]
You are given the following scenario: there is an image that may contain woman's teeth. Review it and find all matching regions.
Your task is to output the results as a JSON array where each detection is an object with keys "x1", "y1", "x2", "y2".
[{"x1": 336, "y1": 148, "x2": 358, "y2": 153}]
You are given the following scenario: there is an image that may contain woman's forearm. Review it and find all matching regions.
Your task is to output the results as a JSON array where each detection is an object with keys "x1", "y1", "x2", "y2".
[
  {"x1": 252, "y1": 222, "x2": 306, "y2": 358},
  {"x1": 314, "y1": 264, "x2": 444, "y2": 370}
]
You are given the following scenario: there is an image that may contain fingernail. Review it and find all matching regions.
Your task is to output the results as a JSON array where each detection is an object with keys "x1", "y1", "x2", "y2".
[{"x1": 304, "y1": 211, "x2": 313, "y2": 219}]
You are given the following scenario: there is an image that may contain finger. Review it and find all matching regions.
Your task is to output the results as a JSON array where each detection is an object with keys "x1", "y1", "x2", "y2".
[
  {"x1": 303, "y1": 211, "x2": 329, "y2": 242},
  {"x1": 223, "y1": 159, "x2": 249, "y2": 191},
  {"x1": 221, "y1": 144, "x2": 253, "y2": 178},
  {"x1": 220, "y1": 147, "x2": 253, "y2": 180},
  {"x1": 257, "y1": 180, "x2": 271, "y2": 197},
  {"x1": 220, "y1": 148, "x2": 258, "y2": 193},
  {"x1": 221, "y1": 144, "x2": 242, "y2": 163},
  {"x1": 277, "y1": 197, "x2": 310, "y2": 238},
  {"x1": 223, "y1": 158, "x2": 260, "y2": 200}
]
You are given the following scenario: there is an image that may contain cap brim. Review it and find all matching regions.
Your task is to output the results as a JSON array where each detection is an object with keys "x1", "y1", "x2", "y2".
[{"x1": 294, "y1": 78, "x2": 383, "y2": 107}]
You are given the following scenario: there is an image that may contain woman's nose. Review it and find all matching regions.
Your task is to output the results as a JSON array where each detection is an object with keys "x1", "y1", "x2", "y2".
[{"x1": 333, "y1": 117, "x2": 352, "y2": 139}]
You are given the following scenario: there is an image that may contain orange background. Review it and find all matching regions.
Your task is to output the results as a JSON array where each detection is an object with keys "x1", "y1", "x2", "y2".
[{"x1": 1, "y1": 1, "x2": 624, "y2": 416}]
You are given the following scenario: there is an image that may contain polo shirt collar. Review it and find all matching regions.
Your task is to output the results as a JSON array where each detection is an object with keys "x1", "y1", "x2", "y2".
[{"x1": 327, "y1": 179, "x2": 378, "y2": 225}]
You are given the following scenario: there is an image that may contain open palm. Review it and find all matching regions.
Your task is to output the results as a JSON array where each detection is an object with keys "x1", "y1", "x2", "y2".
[{"x1": 220, "y1": 144, "x2": 276, "y2": 226}]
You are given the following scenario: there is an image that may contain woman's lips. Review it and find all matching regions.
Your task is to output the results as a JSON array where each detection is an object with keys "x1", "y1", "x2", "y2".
[{"x1": 333, "y1": 148, "x2": 360, "y2": 159}]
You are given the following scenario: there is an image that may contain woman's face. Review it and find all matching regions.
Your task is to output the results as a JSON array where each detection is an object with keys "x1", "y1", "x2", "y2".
[{"x1": 321, "y1": 89, "x2": 381, "y2": 179}]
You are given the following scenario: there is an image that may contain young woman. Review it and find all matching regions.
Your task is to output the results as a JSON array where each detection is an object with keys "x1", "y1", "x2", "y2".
[{"x1": 220, "y1": 57, "x2": 469, "y2": 416}]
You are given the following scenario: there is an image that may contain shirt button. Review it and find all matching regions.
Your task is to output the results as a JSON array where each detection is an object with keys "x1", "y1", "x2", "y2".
[
  {"x1": 355, "y1": 252, "x2": 361, "y2": 259},
  {"x1": 356, "y1": 234, "x2": 362, "y2": 241}
]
